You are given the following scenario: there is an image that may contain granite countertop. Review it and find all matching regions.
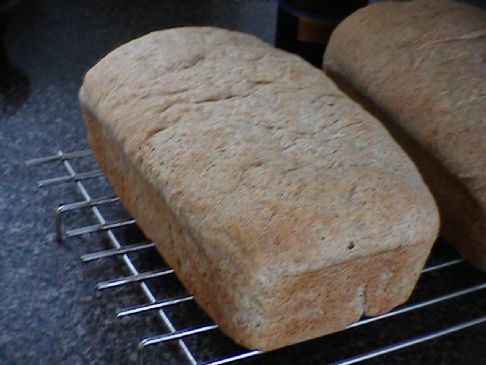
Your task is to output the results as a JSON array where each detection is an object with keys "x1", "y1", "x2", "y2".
[{"x1": 1, "y1": 1, "x2": 485, "y2": 364}]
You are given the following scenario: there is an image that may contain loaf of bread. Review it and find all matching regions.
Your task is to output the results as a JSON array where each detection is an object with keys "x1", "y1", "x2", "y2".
[
  {"x1": 324, "y1": 0, "x2": 486, "y2": 270},
  {"x1": 79, "y1": 27, "x2": 438, "y2": 350}
]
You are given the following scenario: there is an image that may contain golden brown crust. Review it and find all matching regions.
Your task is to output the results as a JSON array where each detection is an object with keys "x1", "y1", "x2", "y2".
[
  {"x1": 80, "y1": 27, "x2": 439, "y2": 350},
  {"x1": 83, "y1": 107, "x2": 433, "y2": 349},
  {"x1": 324, "y1": 0, "x2": 486, "y2": 270}
]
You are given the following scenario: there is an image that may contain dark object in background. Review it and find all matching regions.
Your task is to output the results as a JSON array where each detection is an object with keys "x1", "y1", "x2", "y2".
[
  {"x1": 1, "y1": 0, "x2": 29, "y2": 117},
  {"x1": 0, "y1": 1, "x2": 17, "y2": 72},
  {"x1": 275, "y1": 0, "x2": 368, "y2": 67}
]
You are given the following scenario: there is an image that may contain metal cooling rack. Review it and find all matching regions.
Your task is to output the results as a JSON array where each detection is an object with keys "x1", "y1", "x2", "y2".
[{"x1": 26, "y1": 149, "x2": 486, "y2": 365}]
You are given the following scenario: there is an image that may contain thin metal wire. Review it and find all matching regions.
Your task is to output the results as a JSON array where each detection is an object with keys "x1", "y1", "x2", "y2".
[
  {"x1": 139, "y1": 324, "x2": 219, "y2": 348},
  {"x1": 81, "y1": 242, "x2": 156, "y2": 262},
  {"x1": 25, "y1": 149, "x2": 92, "y2": 166},
  {"x1": 56, "y1": 196, "x2": 120, "y2": 240},
  {"x1": 65, "y1": 218, "x2": 136, "y2": 238},
  {"x1": 421, "y1": 258, "x2": 464, "y2": 273},
  {"x1": 97, "y1": 268, "x2": 175, "y2": 290},
  {"x1": 332, "y1": 316, "x2": 486, "y2": 365},
  {"x1": 38, "y1": 170, "x2": 104, "y2": 187},
  {"x1": 30, "y1": 149, "x2": 486, "y2": 365},
  {"x1": 118, "y1": 295, "x2": 194, "y2": 318},
  {"x1": 200, "y1": 351, "x2": 262, "y2": 365},
  {"x1": 57, "y1": 196, "x2": 120, "y2": 212}
]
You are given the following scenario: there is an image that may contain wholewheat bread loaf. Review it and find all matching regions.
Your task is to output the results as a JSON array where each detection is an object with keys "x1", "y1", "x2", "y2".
[
  {"x1": 324, "y1": 0, "x2": 486, "y2": 270},
  {"x1": 79, "y1": 27, "x2": 439, "y2": 350}
]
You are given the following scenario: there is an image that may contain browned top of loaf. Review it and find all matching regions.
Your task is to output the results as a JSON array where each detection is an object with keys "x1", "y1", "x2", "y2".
[
  {"x1": 80, "y1": 27, "x2": 437, "y2": 276},
  {"x1": 325, "y1": 0, "x2": 486, "y2": 207}
]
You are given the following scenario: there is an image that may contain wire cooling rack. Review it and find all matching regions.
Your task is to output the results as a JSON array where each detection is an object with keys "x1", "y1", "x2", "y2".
[{"x1": 26, "y1": 149, "x2": 486, "y2": 365}]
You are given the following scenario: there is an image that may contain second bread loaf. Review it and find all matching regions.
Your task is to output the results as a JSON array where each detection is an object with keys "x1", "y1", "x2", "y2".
[{"x1": 324, "y1": 0, "x2": 486, "y2": 270}]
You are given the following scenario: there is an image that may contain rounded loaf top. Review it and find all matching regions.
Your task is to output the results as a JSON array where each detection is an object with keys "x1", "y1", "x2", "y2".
[{"x1": 80, "y1": 26, "x2": 439, "y2": 275}]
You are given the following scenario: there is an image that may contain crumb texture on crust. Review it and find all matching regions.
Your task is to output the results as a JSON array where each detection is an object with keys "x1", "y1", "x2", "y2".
[
  {"x1": 80, "y1": 27, "x2": 439, "y2": 350},
  {"x1": 324, "y1": 0, "x2": 486, "y2": 269}
]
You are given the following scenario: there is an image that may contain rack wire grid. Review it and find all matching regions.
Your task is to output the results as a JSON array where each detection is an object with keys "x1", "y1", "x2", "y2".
[{"x1": 26, "y1": 149, "x2": 486, "y2": 365}]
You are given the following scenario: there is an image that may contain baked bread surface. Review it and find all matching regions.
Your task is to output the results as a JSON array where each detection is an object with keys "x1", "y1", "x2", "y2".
[
  {"x1": 325, "y1": 0, "x2": 486, "y2": 270},
  {"x1": 80, "y1": 27, "x2": 439, "y2": 350}
]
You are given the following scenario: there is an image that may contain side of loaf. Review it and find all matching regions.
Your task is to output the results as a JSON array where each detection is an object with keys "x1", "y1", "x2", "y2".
[
  {"x1": 79, "y1": 27, "x2": 439, "y2": 350},
  {"x1": 324, "y1": 0, "x2": 486, "y2": 270}
]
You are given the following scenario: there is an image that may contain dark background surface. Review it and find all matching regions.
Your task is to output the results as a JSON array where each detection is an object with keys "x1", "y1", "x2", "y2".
[{"x1": 1, "y1": 1, "x2": 485, "y2": 364}]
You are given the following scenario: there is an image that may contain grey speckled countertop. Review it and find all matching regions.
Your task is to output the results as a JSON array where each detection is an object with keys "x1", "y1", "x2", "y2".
[{"x1": 1, "y1": 1, "x2": 485, "y2": 365}]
